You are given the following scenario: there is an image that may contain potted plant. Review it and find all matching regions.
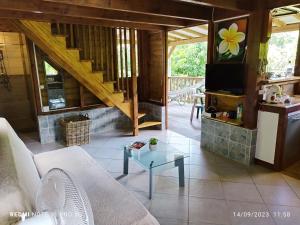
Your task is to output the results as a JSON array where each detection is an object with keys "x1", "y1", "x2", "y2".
[{"x1": 149, "y1": 138, "x2": 158, "y2": 151}]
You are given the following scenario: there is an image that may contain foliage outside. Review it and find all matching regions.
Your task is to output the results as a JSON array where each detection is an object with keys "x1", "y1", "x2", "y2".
[
  {"x1": 170, "y1": 42, "x2": 207, "y2": 77},
  {"x1": 267, "y1": 30, "x2": 299, "y2": 73}
]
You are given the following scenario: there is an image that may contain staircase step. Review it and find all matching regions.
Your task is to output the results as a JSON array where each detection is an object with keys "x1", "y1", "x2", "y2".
[
  {"x1": 138, "y1": 113, "x2": 146, "y2": 119},
  {"x1": 65, "y1": 49, "x2": 80, "y2": 61},
  {"x1": 79, "y1": 60, "x2": 92, "y2": 71},
  {"x1": 138, "y1": 121, "x2": 162, "y2": 129}
]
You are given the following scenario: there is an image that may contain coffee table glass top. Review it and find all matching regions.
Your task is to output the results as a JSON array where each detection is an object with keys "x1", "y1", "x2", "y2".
[{"x1": 127, "y1": 140, "x2": 189, "y2": 169}]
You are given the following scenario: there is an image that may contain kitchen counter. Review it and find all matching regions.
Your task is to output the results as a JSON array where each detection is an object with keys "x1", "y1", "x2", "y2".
[
  {"x1": 257, "y1": 98, "x2": 300, "y2": 170},
  {"x1": 259, "y1": 97, "x2": 300, "y2": 112}
]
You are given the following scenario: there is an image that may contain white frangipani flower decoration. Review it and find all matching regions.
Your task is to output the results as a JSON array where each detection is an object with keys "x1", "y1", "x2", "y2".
[{"x1": 218, "y1": 23, "x2": 246, "y2": 56}]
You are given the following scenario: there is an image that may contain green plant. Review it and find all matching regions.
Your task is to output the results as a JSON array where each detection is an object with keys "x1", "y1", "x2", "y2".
[{"x1": 149, "y1": 138, "x2": 158, "y2": 145}]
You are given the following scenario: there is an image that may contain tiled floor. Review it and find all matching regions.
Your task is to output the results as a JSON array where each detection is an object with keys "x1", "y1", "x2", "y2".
[
  {"x1": 20, "y1": 130, "x2": 300, "y2": 225},
  {"x1": 168, "y1": 103, "x2": 201, "y2": 141}
]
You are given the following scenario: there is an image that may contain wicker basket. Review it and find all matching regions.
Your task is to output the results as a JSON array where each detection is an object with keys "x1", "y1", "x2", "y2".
[{"x1": 60, "y1": 114, "x2": 91, "y2": 146}]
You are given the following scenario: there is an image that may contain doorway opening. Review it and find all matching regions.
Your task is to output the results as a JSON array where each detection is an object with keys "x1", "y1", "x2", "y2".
[{"x1": 167, "y1": 25, "x2": 208, "y2": 140}]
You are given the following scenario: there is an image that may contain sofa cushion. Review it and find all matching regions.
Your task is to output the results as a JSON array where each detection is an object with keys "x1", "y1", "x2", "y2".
[
  {"x1": 0, "y1": 119, "x2": 29, "y2": 225},
  {"x1": 0, "y1": 118, "x2": 41, "y2": 209},
  {"x1": 34, "y1": 146, "x2": 159, "y2": 225}
]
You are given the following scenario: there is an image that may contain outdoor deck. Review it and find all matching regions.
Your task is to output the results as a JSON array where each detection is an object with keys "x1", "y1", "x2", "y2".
[{"x1": 168, "y1": 102, "x2": 201, "y2": 141}]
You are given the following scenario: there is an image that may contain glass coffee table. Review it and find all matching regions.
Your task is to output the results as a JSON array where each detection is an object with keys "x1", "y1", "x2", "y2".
[{"x1": 123, "y1": 140, "x2": 189, "y2": 199}]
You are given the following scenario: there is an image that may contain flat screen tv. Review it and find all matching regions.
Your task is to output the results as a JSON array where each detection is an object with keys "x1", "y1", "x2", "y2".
[{"x1": 205, "y1": 64, "x2": 246, "y2": 95}]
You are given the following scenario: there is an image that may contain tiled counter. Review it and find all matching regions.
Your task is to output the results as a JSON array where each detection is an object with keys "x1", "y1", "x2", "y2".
[{"x1": 201, "y1": 117, "x2": 257, "y2": 165}]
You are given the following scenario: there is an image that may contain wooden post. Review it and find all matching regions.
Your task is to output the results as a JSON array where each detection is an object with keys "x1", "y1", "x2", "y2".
[
  {"x1": 244, "y1": 9, "x2": 271, "y2": 129},
  {"x1": 124, "y1": 28, "x2": 129, "y2": 100},
  {"x1": 205, "y1": 20, "x2": 215, "y2": 111},
  {"x1": 164, "y1": 29, "x2": 168, "y2": 129},
  {"x1": 119, "y1": 28, "x2": 124, "y2": 89},
  {"x1": 112, "y1": 28, "x2": 120, "y2": 91},
  {"x1": 130, "y1": 29, "x2": 139, "y2": 136},
  {"x1": 294, "y1": 26, "x2": 300, "y2": 94}
]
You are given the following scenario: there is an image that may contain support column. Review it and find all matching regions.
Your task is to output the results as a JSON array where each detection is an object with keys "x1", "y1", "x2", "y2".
[
  {"x1": 244, "y1": 9, "x2": 272, "y2": 129},
  {"x1": 130, "y1": 29, "x2": 139, "y2": 136},
  {"x1": 294, "y1": 26, "x2": 300, "y2": 94}
]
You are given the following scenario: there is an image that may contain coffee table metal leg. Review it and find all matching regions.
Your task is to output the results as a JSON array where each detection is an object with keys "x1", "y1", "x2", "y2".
[
  {"x1": 149, "y1": 167, "x2": 153, "y2": 199},
  {"x1": 123, "y1": 147, "x2": 129, "y2": 175},
  {"x1": 149, "y1": 161, "x2": 154, "y2": 199},
  {"x1": 176, "y1": 158, "x2": 185, "y2": 187}
]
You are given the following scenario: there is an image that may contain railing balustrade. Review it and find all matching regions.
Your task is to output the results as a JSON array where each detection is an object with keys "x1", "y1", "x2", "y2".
[{"x1": 168, "y1": 76, "x2": 205, "y2": 103}]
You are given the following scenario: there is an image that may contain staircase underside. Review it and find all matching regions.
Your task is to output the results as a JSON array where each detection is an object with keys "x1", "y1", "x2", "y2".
[{"x1": 11, "y1": 19, "x2": 163, "y2": 133}]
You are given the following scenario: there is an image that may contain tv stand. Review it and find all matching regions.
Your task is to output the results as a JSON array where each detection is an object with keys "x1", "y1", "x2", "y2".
[{"x1": 205, "y1": 91, "x2": 245, "y2": 99}]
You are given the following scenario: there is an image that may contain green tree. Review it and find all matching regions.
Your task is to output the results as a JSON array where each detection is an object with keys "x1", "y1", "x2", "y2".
[
  {"x1": 267, "y1": 31, "x2": 299, "y2": 73},
  {"x1": 170, "y1": 42, "x2": 207, "y2": 77}
]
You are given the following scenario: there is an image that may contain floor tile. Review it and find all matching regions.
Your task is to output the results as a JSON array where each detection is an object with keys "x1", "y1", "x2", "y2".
[
  {"x1": 187, "y1": 152, "x2": 215, "y2": 166},
  {"x1": 118, "y1": 173, "x2": 150, "y2": 192},
  {"x1": 107, "y1": 159, "x2": 144, "y2": 174},
  {"x1": 189, "y1": 164, "x2": 220, "y2": 181},
  {"x1": 154, "y1": 176, "x2": 188, "y2": 196},
  {"x1": 216, "y1": 165, "x2": 253, "y2": 184},
  {"x1": 158, "y1": 165, "x2": 190, "y2": 178},
  {"x1": 156, "y1": 217, "x2": 187, "y2": 225},
  {"x1": 189, "y1": 197, "x2": 231, "y2": 225},
  {"x1": 129, "y1": 190, "x2": 152, "y2": 209},
  {"x1": 257, "y1": 185, "x2": 300, "y2": 207},
  {"x1": 282, "y1": 175, "x2": 300, "y2": 198},
  {"x1": 268, "y1": 204, "x2": 300, "y2": 225},
  {"x1": 189, "y1": 179, "x2": 224, "y2": 199},
  {"x1": 228, "y1": 201, "x2": 276, "y2": 225},
  {"x1": 150, "y1": 194, "x2": 188, "y2": 221},
  {"x1": 222, "y1": 182, "x2": 263, "y2": 203},
  {"x1": 251, "y1": 171, "x2": 288, "y2": 187}
]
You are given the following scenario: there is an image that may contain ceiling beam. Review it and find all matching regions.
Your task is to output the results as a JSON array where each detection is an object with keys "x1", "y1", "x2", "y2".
[
  {"x1": 168, "y1": 36, "x2": 207, "y2": 46},
  {"x1": 172, "y1": 0, "x2": 255, "y2": 11},
  {"x1": 267, "y1": 0, "x2": 300, "y2": 9},
  {"x1": 169, "y1": 31, "x2": 192, "y2": 39},
  {"x1": 272, "y1": 18, "x2": 287, "y2": 27},
  {"x1": 272, "y1": 23, "x2": 300, "y2": 33},
  {"x1": 0, "y1": 1, "x2": 189, "y2": 28},
  {"x1": 182, "y1": 28, "x2": 205, "y2": 36},
  {"x1": 294, "y1": 13, "x2": 300, "y2": 20},
  {"x1": 0, "y1": 9, "x2": 164, "y2": 31},
  {"x1": 168, "y1": 33, "x2": 182, "y2": 40},
  {"x1": 42, "y1": 0, "x2": 213, "y2": 21}
]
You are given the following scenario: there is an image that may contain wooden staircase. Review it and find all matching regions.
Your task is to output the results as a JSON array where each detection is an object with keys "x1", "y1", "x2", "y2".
[
  {"x1": 12, "y1": 20, "x2": 131, "y2": 117},
  {"x1": 12, "y1": 20, "x2": 162, "y2": 134}
]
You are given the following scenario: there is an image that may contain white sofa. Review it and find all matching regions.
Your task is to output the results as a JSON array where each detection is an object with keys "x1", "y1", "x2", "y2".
[{"x1": 0, "y1": 118, "x2": 159, "y2": 225}]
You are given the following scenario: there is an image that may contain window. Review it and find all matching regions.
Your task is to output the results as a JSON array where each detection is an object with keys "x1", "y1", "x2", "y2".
[
  {"x1": 44, "y1": 61, "x2": 58, "y2": 76},
  {"x1": 267, "y1": 30, "x2": 299, "y2": 77}
]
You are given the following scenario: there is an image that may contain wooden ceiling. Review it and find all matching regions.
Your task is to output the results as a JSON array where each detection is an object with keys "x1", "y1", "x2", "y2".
[
  {"x1": 168, "y1": 3, "x2": 300, "y2": 47},
  {"x1": 0, "y1": 0, "x2": 300, "y2": 30}
]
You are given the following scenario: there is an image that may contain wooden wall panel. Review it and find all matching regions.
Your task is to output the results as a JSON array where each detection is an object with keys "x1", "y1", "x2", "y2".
[
  {"x1": 137, "y1": 30, "x2": 167, "y2": 105},
  {"x1": 63, "y1": 73, "x2": 80, "y2": 107},
  {"x1": 82, "y1": 87, "x2": 102, "y2": 106},
  {"x1": 0, "y1": 32, "x2": 36, "y2": 131},
  {"x1": 138, "y1": 30, "x2": 166, "y2": 105}
]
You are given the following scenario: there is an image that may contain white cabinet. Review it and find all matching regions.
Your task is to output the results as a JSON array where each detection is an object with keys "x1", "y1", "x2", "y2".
[{"x1": 255, "y1": 111, "x2": 279, "y2": 164}]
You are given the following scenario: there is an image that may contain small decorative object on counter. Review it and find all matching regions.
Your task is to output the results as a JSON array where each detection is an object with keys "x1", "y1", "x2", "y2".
[
  {"x1": 237, "y1": 104, "x2": 243, "y2": 121},
  {"x1": 60, "y1": 114, "x2": 91, "y2": 146},
  {"x1": 149, "y1": 138, "x2": 158, "y2": 151}
]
